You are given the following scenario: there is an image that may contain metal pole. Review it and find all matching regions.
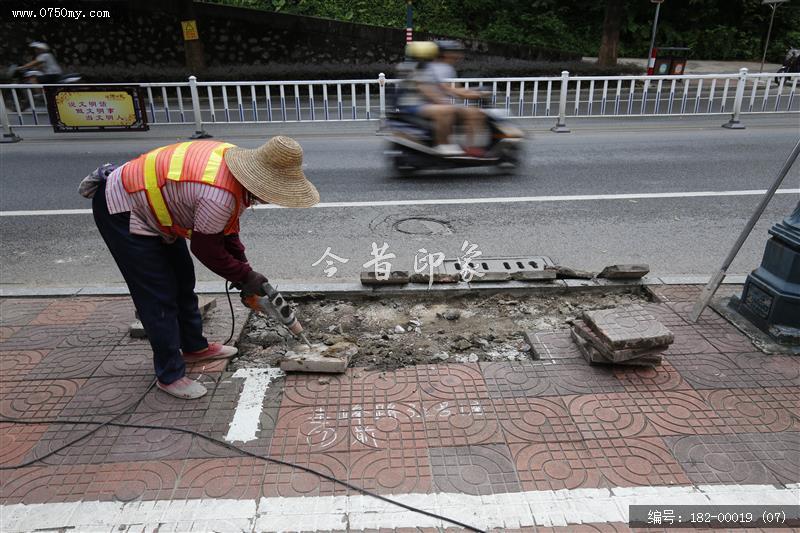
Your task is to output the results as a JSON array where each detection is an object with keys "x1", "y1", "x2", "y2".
[
  {"x1": 760, "y1": 4, "x2": 778, "y2": 73},
  {"x1": 405, "y1": 1, "x2": 413, "y2": 43},
  {"x1": 647, "y1": 2, "x2": 662, "y2": 75},
  {"x1": 689, "y1": 137, "x2": 800, "y2": 322},
  {"x1": 188, "y1": 75, "x2": 211, "y2": 139},
  {"x1": 551, "y1": 70, "x2": 571, "y2": 133},
  {"x1": 0, "y1": 93, "x2": 22, "y2": 143},
  {"x1": 722, "y1": 67, "x2": 748, "y2": 129}
]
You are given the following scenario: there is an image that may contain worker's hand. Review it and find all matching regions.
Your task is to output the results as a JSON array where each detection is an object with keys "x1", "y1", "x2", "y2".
[{"x1": 240, "y1": 270, "x2": 268, "y2": 298}]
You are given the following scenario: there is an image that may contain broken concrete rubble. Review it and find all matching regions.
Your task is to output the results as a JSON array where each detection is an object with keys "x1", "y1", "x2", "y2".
[
  {"x1": 598, "y1": 264, "x2": 650, "y2": 279},
  {"x1": 544, "y1": 265, "x2": 595, "y2": 280},
  {"x1": 279, "y1": 341, "x2": 358, "y2": 373},
  {"x1": 360, "y1": 271, "x2": 409, "y2": 285}
]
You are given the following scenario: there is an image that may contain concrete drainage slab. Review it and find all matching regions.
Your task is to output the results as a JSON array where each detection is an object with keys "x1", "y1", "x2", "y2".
[{"x1": 443, "y1": 256, "x2": 556, "y2": 282}]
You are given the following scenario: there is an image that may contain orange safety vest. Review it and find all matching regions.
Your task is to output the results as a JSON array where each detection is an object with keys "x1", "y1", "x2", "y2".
[{"x1": 121, "y1": 141, "x2": 246, "y2": 238}]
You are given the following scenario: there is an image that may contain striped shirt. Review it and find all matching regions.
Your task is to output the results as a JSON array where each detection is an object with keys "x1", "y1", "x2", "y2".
[{"x1": 104, "y1": 166, "x2": 244, "y2": 241}]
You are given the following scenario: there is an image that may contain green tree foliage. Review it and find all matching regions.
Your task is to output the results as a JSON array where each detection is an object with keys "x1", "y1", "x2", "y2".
[{"x1": 204, "y1": 0, "x2": 800, "y2": 61}]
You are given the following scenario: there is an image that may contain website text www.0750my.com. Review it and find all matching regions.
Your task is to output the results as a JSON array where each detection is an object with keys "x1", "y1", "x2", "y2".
[{"x1": 11, "y1": 7, "x2": 111, "y2": 19}]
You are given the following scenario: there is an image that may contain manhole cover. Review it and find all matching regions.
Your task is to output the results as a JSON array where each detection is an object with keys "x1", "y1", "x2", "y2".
[{"x1": 392, "y1": 217, "x2": 452, "y2": 235}]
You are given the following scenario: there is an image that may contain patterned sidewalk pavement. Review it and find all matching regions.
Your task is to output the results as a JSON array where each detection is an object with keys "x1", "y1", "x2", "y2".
[{"x1": 0, "y1": 286, "x2": 798, "y2": 532}]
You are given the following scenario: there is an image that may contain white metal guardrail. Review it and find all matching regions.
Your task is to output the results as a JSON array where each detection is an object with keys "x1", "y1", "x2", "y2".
[{"x1": 1, "y1": 68, "x2": 797, "y2": 141}]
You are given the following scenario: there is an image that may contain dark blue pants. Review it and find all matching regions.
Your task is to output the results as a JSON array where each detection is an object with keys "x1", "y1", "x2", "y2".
[{"x1": 92, "y1": 181, "x2": 208, "y2": 384}]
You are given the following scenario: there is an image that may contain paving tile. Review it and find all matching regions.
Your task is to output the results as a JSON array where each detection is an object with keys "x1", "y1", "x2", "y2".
[
  {"x1": 281, "y1": 366, "x2": 420, "y2": 407},
  {"x1": 587, "y1": 437, "x2": 691, "y2": 487},
  {"x1": 349, "y1": 447, "x2": 432, "y2": 495},
  {"x1": 92, "y1": 344, "x2": 153, "y2": 377},
  {"x1": 665, "y1": 432, "x2": 797, "y2": 485},
  {"x1": 512, "y1": 440, "x2": 604, "y2": 491},
  {"x1": 271, "y1": 404, "x2": 354, "y2": 454},
  {"x1": 349, "y1": 401, "x2": 426, "y2": 452},
  {"x1": 639, "y1": 302, "x2": 690, "y2": 328},
  {"x1": 582, "y1": 305, "x2": 673, "y2": 351},
  {"x1": 739, "y1": 432, "x2": 800, "y2": 483},
  {"x1": 30, "y1": 299, "x2": 98, "y2": 325},
  {"x1": 723, "y1": 352, "x2": 800, "y2": 388},
  {"x1": 661, "y1": 325, "x2": 720, "y2": 356},
  {"x1": 173, "y1": 457, "x2": 266, "y2": 500},
  {"x1": 24, "y1": 418, "x2": 121, "y2": 466},
  {"x1": 483, "y1": 360, "x2": 627, "y2": 399},
  {"x1": 698, "y1": 324, "x2": 756, "y2": 353},
  {"x1": 526, "y1": 329, "x2": 583, "y2": 360},
  {"x1": 631, "y1": 390, "x2": 729, "y2": 436},
  {"x1": 188, "y1": 372, "x2": 281, "y2": 458},
  {"x1": 58, "y1": 375, "x2": 154, "y2": 418},
  {"x1": 0, "y1": 326, "x2": 19, "y2": 342},
  {"x1": 0, "y1": 325, "x2": 74, "y2": 350},
  {"x1": 423, "y1": 398, "x2": 503, "y2": 447},
  {"x1": 26, "y1": 345, "x2": 113, "y2": 380},
  {"x1": 104, "y1": 412, "x2": 195, "y2": 463},
  {"x1": 0, "y1": 379, "x2": 83, "y2": 419},
  {"x1": 492, "y1": 396, "x2": 581, "y2": 444},
  {"x1": 415, "y1": 363, "x2": 490, "y2": 402},
  {"x1": 429, "y1": 444, "x2": 521, "y2": 496},
  {"x1": 0, "y1": 299, "x2": 50, "y2": 326},
  {"x1": 662, "y1": 300, "x2": 731, "y2": 327},
  {"x1": 262, "y1": 450, "x2": 350, "y2": 497},
  {"x1": 0, "y1": 422, "x2": 48, "y2": 467},
  {"x1": 669, "y1": 352, "x2": 762, "y2": 390},
  {"x1": 56, "y1": 322, "x2": 129, "y2": 348},
  {"x1": 481, "y1": 361, "x2": 558, "y2": 398},
  {"x1": 565, "y1": 394, "x2": 656, "y2": 440},
  {"x1": 0, "y1": 461, "x2": 182, "y2": 504},
  {"x1": 87, "y1": 297, "x2": 136, "y2": 326},
  {"x1": 701, "y1": 388, "x2": 798, "y2": 433},
  {"x1": 612, "y1": 362, "x2": 690, "y2": 392},
  {"x1": 649, "y1": 285, "x2": 703, "y2": 302},
  {"x1": 0, "y1": 350, "x2": 47, "y2": 381}
]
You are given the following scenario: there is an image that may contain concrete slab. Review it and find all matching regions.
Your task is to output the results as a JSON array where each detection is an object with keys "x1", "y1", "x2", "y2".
[
  {"x1": 279, "y1": 341, "x2": 357, "y2": 373},
  {"x1": 582, "y1": 304, "x2": 674, "y2": 350},
  {"x1": 571, "y1": 328, "x2": 662, "y2": 367},
  {"x1": 572, "y1": 319, "x2": 667, "y2": 363},
  {"x1": 598, "y1": 264, "x2": 650, "y2": 280}
]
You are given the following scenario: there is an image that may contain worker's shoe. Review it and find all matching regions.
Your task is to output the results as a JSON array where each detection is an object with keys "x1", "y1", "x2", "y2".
[
  {"x1": 183, "y1": 342, "x2": 238, "y2": 363},
  {"x1": 156, "y1": 377, "x2": 208, "y2": 400}
]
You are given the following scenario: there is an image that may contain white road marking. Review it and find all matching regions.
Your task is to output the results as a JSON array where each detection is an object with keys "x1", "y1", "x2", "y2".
[
  {"x1": 1, "y1": 188, "x2": 798, "y2": 217},
  {"x1": 0, "y1": 484, "x2": 796, "y2": 532},
  {"x1": 224, "y1": 367, "x2": 284, "y2": 443}
]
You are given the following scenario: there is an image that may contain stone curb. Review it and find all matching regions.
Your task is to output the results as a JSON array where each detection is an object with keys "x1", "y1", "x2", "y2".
[{"x1": 0, "y1": 275, "x2": 748, "y2": 298}]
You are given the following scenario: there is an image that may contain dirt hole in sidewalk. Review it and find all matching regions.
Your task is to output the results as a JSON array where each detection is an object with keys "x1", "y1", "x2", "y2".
[{"x1": 233, "y1": 288, "x2": 653, "y2": 372}]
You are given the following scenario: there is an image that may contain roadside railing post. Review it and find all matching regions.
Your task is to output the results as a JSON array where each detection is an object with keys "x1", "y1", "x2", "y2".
[
  {"x1": 723, "y1": 68, "x2": 747, "y2": 130},
  {"x1": 188, "y1": 76, "x2": 212, "y2": 138},
  {"x1": 0, "y1": 91, "x2": 22, "y2": 143},
  {"x1": 376, "y1": 72, "x2": 388, "y2": 134},
  {"x1": 551, "y1": 70, "x2": 571, "y2": 133}
]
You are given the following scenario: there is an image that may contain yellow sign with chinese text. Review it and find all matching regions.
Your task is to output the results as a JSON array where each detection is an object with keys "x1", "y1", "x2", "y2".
[
  {"x1": 181, "y1": 20, "x2": 199, "y2": 41},
  {"x1": 54, "y1": 91, "x2": 139, "y2": 127}
]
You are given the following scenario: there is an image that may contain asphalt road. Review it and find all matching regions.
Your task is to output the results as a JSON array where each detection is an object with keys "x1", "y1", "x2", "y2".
[{"x1": 1, "y1": 116, "x2": 798, "y2": 288}]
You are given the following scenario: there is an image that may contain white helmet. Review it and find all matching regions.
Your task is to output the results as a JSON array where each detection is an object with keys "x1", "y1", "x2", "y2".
[{"x1": 29, "y1": 41, "x2": 50, "y2": 51}]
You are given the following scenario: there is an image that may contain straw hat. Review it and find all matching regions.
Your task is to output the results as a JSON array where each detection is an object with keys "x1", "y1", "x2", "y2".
[{"x1": 224, "y1": 136, "x2": 319, "y2": 208}]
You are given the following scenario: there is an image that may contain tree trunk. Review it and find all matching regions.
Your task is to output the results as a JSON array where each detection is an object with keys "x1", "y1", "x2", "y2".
[{"x1": 597, "y1": 0, "x2": 624, "y2": 67}]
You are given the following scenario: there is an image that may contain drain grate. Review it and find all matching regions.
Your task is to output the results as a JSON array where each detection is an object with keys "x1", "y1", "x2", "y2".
[{"x1": 442, "y1": 256, "x2": 556, "y2": 282}]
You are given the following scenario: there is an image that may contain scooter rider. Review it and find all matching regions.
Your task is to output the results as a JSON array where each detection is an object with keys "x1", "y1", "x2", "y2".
[
  {"x1": 427, "y1": 40, "x2": 488, "y2": 157},
  {"x1": 17, "y1": 42, "x2": 63, "y2": 84},
  {"x1": 396, "y1": 41, "x2": 463, "y2": 155}
]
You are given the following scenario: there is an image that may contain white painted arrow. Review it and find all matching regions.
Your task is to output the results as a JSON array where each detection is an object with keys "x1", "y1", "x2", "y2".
[{"x1": 224, "y1": 367, "x2": 284, "y2": 443}]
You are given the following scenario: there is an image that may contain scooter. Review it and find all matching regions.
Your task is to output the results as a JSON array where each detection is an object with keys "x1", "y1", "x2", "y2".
[
  {"x1": 7, "y1": 64, "x2": 82, "y2": 85},
  {"x1": 775, "y1": 47, "x2": 799, "y2": 84},
  {"x1": 383, "y1": 98, "x2": 525, "y2": 177}
]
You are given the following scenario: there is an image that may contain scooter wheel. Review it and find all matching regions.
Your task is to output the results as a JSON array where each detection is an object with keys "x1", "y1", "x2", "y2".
[{"x1": 391, "y1": 155, "x2": 416, "y2": 178}]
